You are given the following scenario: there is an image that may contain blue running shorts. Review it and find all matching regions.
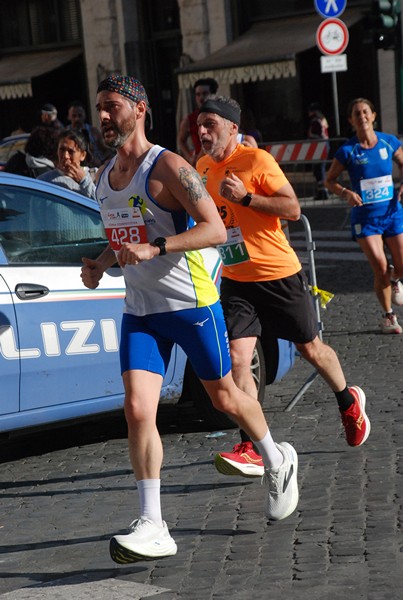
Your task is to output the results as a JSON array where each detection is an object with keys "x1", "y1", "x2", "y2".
[
  {"x1": 352, "y1": 204, "x2": 403, "y2": 240},
  {"x1": 120, "y1": 301, "x2": 231, "y2": 381}
]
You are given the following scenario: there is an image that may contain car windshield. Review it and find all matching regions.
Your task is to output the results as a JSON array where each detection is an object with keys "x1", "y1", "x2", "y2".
[
  {"x1": 0, "y1": 136, "x2": 28, "y2": 165},
  {"x1": 0, "y1": 184, "x2": 108, "y2": 264}
]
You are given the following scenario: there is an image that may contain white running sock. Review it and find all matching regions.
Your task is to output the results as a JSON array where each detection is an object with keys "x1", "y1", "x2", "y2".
[
  {"x1": 253, "y1": 429, "x2": 283, "y2": 470},
  {"x1": 137, "y1": 479, "x2": 163, "y2": 527}
]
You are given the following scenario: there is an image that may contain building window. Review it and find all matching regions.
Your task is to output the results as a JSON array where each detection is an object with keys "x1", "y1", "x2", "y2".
[{"x1": 0, "y1": 0, "x2": 81, "y2": 51}]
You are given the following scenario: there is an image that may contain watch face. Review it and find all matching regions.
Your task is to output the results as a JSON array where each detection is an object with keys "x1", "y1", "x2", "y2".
[{"x1": 154, "y1": 237, "x2": 167, "y2": 255}]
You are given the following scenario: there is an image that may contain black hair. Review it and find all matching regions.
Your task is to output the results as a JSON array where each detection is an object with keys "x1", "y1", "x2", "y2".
[
  {"x1": 25, "y1": 126, "x2": 59, "y2": 160},
  {"x1": 57, "y1": 129, "x2": 89, "y2": 154},
  {"x1": 193, "y1": 78, "x2": 219, "y2": 94},
  {"x1": 67, "y1": 100, "x2": 86, "y2": 111}
]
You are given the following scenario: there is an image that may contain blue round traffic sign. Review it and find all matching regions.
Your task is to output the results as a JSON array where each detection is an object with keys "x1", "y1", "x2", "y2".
[{"x1": 314, "y1": 0, "x2": 347, "y2": 19}]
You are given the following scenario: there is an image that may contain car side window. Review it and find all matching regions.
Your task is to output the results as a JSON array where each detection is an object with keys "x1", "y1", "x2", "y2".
[{"x1": 0, "y1": 184, "x2": 108, "y2": 264}]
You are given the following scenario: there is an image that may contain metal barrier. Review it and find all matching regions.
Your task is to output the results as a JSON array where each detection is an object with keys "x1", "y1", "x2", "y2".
[
  {"x1": 260, "y1": 137, "x2": 349, "y2": 203},
  {"x1": 282, "y1": 214, "x2": 323, "y2": 412}
]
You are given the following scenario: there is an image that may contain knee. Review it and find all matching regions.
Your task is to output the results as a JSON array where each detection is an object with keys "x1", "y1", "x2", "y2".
[
  {"x1": 229, "y1": 342, "x2": 255, "y2": 377},
  {"x1": 372, "y1": 262, "x2": 389, "y2": 281},
  {"x1": 124, "y1": 395, "x2": 150, "y2": 427},
  {"x1": 229, "y1": 350, "x2": 249, "y2": 378},
  {"x1": 210, "y1": 389, "x2": 234, "y2": 414},
  {"x1": 296, "y1": 338, "x2": 333, "y2": 363},
  {"x1": 203, "y1": 379, "x2": 239, "y2": 416}
]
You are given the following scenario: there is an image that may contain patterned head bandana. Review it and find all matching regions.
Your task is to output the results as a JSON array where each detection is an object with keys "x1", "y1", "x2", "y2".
[{"x1": 97, "y1": 75, "x2": 149, "y2": 108}]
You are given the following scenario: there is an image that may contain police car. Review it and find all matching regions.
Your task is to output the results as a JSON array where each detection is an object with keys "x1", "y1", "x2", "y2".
[{"x1": 0, "y1": 172, "x2": 294, "y2": 434}]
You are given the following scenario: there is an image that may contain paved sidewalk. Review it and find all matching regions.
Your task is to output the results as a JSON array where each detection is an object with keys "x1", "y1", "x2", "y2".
[{"x1": 1, "y1": 203, "x2": 403, "y2": 600}]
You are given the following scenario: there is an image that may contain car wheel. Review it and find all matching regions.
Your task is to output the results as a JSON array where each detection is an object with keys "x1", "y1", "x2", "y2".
[{"x1": 181, "y1": 339, "x2": 266, "y2": 430}]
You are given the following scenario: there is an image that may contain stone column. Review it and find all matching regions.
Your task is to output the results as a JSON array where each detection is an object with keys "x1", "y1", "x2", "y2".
[{"x1": 79, "y1": 0, "x2": 127, "y2": 125}]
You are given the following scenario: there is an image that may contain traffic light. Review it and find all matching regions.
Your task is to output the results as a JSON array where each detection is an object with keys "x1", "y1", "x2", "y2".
[
  {"x1": 371, "y1": 0, "x2": 401, "y2": 48},
  {"x1": 375, "y1": 0, "x2": 399, "y2": 28}
]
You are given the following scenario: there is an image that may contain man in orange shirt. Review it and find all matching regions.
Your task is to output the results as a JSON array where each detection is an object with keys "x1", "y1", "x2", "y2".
[{"x1": 196, "y1": 96, "x2": 370, "y2": 478}]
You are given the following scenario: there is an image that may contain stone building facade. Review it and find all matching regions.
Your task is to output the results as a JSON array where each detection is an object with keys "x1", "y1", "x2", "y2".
[{"x1": 0, "y1": 0, "x2": 400, "y2": 148}]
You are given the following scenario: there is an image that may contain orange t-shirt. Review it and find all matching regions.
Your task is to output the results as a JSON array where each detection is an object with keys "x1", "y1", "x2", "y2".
[{"x1": 197, "y1": 144, "x2": 301, "y2": 282}]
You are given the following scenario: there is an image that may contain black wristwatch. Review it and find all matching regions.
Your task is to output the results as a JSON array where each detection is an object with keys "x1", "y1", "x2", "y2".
[
  {"x1": 241, "y1": 192, "x2": 252, "y2": 206},
  {"x1": 153, "y1": 237, "x2": 167, "y2": 256}
]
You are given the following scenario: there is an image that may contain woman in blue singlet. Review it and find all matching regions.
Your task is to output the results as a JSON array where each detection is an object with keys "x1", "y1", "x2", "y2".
[{"x1": 326, "y1": 98, "x2": 403, "y2": 335}]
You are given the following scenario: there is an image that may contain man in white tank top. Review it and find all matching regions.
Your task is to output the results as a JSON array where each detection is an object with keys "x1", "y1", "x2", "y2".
[{"x1": 80, "y1": 75, "x2": 299, "y2": 563}]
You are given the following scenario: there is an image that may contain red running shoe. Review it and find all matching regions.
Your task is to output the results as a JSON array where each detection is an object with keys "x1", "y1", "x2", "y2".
[
  {"x1": 341, "y1": 386, "x2": 371, "y2": 447},
  {"x1": 214, "y1": 441, "x2": 264, "y2": 478}
]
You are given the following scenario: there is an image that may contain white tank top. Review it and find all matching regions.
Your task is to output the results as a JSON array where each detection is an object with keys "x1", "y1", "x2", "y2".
[{"x1": 97, "y1": 145, "x2": 219, "y2": 316}]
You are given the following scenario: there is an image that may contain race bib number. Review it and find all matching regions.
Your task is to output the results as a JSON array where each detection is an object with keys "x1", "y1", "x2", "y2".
[
  {"x1": 217, "y1": 227, "x2": 250, "y2": 266},
  {"x1": 360, "y1": 175, "x2": 393, "y2": 204},
  {"x1": 101, "y1": 207, "x2": 147, "y2": 251}
]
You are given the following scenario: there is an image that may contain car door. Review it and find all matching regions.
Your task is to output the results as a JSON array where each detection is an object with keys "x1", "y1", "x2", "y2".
[
  {"x1": 0, "y1": 177, "x2": 127, "y2": 416},
  {"x1": 0, "y1": 257, "x2": 20, "y2": 415}
]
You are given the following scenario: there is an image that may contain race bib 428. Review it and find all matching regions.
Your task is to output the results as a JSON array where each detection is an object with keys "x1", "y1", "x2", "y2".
[{"x1": 101, "y1": 207, "x2": 148, "y2": 251}]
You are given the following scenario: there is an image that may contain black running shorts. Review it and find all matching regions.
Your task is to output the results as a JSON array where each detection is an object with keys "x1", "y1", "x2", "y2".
[{"x1": 220, "y1": 270, "x2": 319, "y2": 344}]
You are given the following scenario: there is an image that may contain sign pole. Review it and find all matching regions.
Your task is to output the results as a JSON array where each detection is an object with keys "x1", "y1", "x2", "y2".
[{"x1": 332, "y1": 72, "x2": 340, "y2": 135}]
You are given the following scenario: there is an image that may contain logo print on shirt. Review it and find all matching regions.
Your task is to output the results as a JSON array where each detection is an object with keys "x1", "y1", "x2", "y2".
[
  {"x1": 379, "y1": 147, "x2": 388, "y2": 160},
  {"x1": 128, "y1": 194, "x2": 147, "y2": 215}
]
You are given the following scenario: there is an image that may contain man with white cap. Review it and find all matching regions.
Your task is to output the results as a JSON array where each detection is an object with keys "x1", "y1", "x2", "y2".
[{"x1": 40, "y1": 103, "x2": 64, "y2": 132}]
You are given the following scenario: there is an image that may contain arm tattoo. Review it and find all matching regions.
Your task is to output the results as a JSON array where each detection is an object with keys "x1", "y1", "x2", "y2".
[{"x1": 179, "y1": 167, "x2": 208, "y2": 205}]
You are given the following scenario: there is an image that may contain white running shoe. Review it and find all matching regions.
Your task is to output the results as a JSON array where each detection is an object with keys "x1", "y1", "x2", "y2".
[
  {"x1": 380, "y1": 313, "x2": 402, "y2": 334},
  {"x1": 110, "y1": 517, "x2": 177, "y2": 563},
  {"x1": 391, "y1": 280, "x2": 403, "y2": 306},
  {"x1": 263, "y1": 442, "x2": 299, "y2": 521}
]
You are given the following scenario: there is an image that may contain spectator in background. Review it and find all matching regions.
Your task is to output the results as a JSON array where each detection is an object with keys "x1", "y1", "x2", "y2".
[
  {"x1": 38, "y1": 130, "x2": 96, "y2": 199},
  {"x1": 67, "y1": 100, "x2": 113, "y2": 167},
  {"x1": 177, "y1": 78, "x2": 218, "y2": 166},
  {"x1": 4, "y1": 126, "x2": 58, "y2": 178},
  {"x1": 40, "y1": 103, "x2": 64, "y2": 132},
  {"x1": 307, "y1": 102, "x2": 329, "y2": 200},
  {"x1": 237, "y1": 132, "x2": 258, "y2": 148},
  {"x1": 240, "y1": 108, "x2": 263, "y2": 145}
]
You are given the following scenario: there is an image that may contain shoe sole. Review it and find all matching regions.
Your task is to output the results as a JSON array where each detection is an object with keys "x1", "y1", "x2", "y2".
[
  {"x1": 214, "y1": 453, "x2": 264, "y2": 478},
  {"x1": 266, "y1": 442, "x2": 299, "y2": 521},
  {"x1": 348, "y1": 386, "x2": 371, "y2": 446},
  {"x1": 380, "y1": 326, "x2": 402, "y2": 334},
  {"x1": 109, "y1": 537, "x2": 177, "y2": 564}
]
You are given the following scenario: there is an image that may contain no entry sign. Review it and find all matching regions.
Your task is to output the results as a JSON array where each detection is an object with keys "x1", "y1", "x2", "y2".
[{"x1": 316, "y1": 18, "x2": 349, "y2": 55}]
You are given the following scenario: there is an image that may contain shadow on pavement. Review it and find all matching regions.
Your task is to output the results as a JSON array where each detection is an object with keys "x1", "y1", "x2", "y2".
[{"x1": 0, "y1": 403, "x2": 224, "y2": 463}]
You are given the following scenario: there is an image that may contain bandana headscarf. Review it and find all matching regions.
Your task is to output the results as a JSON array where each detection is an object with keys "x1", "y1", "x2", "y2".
[{"x1": 97, "y1": 75, "x2": 149, "y2": 108}]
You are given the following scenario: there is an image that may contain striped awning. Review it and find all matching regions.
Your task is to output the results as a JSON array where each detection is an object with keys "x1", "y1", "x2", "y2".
[
  {"x1": 177, "y1": 8, "x2": 363, "y2": 89},
  {"x1": 0, "y1": 48, "x2": 81, "y2": 100}
]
